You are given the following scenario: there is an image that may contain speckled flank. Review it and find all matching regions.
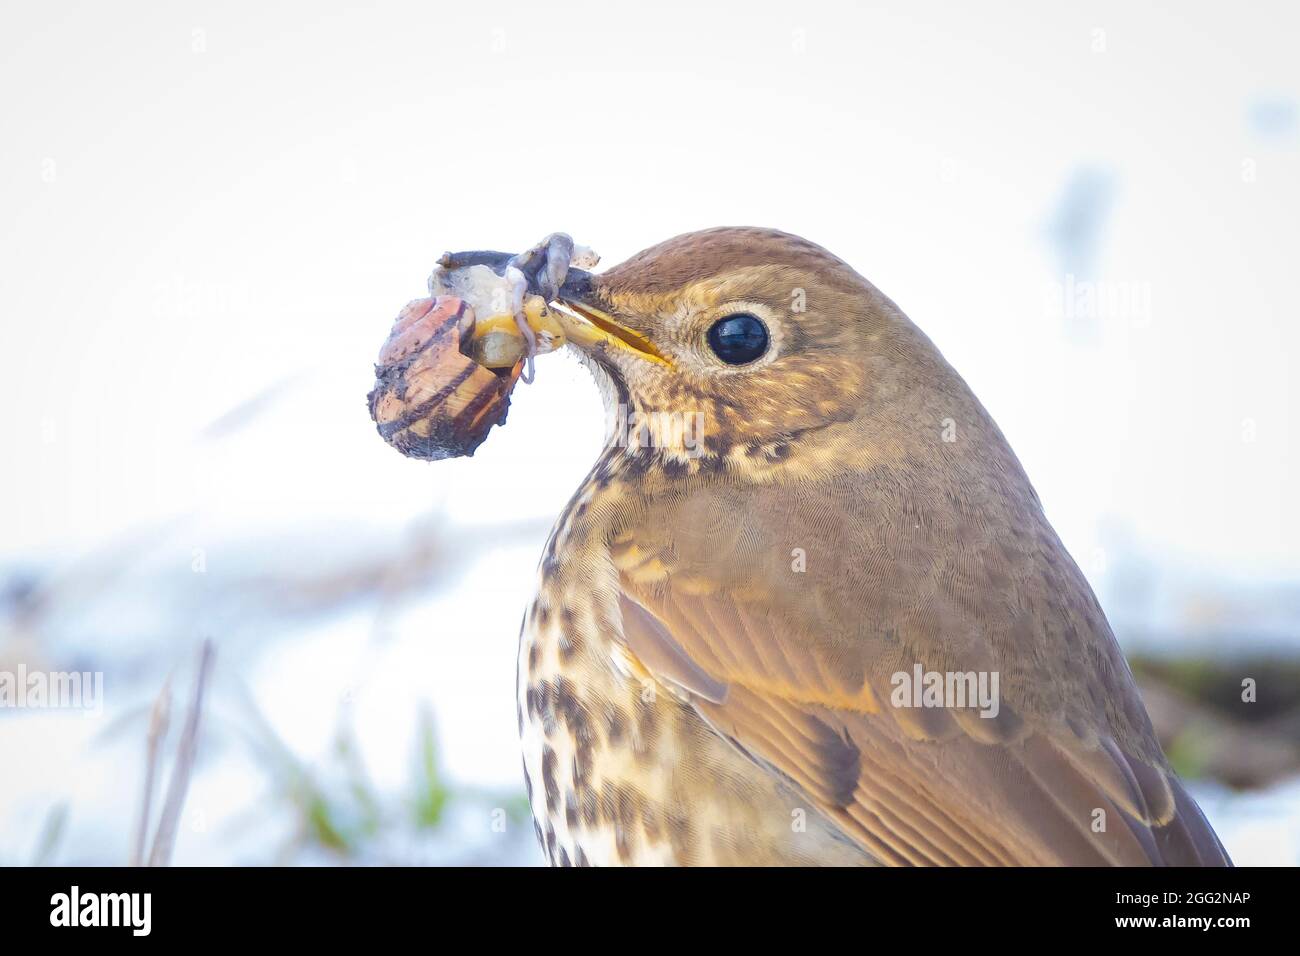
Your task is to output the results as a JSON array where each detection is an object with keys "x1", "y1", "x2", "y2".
[{"x1": 517, "y1": 451, "x2": 871, "y2": 867}]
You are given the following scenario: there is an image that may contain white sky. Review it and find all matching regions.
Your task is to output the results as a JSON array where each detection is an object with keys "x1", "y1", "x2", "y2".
[{"x1": 2, "y1": 1, "x2": 1296, "y2": 577}]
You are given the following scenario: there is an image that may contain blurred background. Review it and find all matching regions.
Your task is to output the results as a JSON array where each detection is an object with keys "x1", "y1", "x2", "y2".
[{"x1": 1, "y1": 0, "x2": 1297, "y2": 865}]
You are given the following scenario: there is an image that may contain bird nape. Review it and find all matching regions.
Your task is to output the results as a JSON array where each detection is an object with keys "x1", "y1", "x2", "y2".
[{"x1": 370, "y1": 227, "x2": 1232, "y2": 867}]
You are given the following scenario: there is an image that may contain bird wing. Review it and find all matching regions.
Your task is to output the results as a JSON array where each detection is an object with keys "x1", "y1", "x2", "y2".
[{"x1": 611, "y1": 478, "x2": 1230, "y2": 866}]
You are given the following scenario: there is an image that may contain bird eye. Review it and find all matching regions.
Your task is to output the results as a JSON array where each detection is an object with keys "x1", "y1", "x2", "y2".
[{"x1": 706, "y1": 313, "x2": 769, "y2": 365}]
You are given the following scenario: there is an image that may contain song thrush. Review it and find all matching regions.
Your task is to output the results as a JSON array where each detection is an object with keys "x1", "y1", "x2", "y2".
[{"x1": 516, "y1": 227, "x2": 1230, "y2": 866}]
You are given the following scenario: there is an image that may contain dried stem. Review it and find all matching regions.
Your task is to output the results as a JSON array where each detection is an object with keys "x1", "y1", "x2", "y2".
[
  {"x1": 147, "y1": 640, "x2": 215, "y2": 866},
  {"x1": 130, "y1": 675, "x2": 173, "y2": 866}
]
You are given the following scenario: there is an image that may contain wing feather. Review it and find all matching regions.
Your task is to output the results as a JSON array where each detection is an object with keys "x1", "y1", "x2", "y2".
[{"x1": 613, "y1": 478, "x2": 1230, "y2": 866}]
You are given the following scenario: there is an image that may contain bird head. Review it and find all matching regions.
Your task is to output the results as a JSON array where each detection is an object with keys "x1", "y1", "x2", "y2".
[{"x1": 552, "y1": 227, "x2": 969, "y2": 477}]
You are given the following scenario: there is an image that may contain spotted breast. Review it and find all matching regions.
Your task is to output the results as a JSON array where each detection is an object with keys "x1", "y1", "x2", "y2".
[{"x1": 516, "y1": 447, "x2": 871, "y2": 867}]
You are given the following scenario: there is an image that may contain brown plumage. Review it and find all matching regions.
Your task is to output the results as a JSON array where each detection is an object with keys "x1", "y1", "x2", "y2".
[{"x1": 517, "y1": 227, "x2": 1231, "y2": 866}]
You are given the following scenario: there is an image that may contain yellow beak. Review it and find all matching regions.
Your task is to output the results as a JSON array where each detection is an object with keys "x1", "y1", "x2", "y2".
[{"x1": 551, "y1": 298, "x2": 671, "y2": 367}]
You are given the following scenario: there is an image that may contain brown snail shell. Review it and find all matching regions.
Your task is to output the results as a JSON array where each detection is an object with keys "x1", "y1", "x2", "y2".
[{"x1": 367, "y1": 296, "x2": 522, "y2": 461}]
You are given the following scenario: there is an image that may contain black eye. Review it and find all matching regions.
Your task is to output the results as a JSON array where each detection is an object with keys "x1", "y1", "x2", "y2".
[{"x1": 706, "y1": 313, "x2": 769, "y2": 365}]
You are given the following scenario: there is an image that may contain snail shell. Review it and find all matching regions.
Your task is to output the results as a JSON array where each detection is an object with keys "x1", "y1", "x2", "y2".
[{"x1": 368, "y1": 296, "x2": 522, "y2": 461}]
